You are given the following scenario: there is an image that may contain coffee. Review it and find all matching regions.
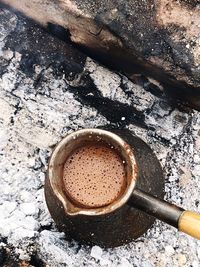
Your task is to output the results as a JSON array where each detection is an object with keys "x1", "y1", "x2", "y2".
[{"x1": 63, "y1": 143, "x2": 126, "y2": 208}]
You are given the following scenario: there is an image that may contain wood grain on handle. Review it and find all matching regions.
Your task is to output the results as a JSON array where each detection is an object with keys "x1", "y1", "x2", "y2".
[
  {"x1": 178, "y1": 211, "x2": 200, "y2": 239},
  {"x1": 130, "y1": 189, "x2": 200, "y2": 240}
]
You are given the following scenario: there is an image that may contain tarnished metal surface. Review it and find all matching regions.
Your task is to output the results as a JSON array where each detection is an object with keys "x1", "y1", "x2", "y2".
[{"x1": 45, "y1": 128, "x2": 164, "y2": 247}]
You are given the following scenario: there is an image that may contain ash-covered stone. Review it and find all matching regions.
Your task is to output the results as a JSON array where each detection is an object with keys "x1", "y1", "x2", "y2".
[{"x1": 0, "y1": 7, "x2": 200, "y2": 267}]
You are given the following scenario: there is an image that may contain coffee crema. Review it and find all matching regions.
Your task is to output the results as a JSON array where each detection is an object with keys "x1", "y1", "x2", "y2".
[{"x1": 63, "y1": 143, "x2": 126, "y2": 208}]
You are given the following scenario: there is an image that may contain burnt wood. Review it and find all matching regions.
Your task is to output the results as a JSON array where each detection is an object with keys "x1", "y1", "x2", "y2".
[{"x1": 1, "y1": 0, "x2": 200, "y2": 109}]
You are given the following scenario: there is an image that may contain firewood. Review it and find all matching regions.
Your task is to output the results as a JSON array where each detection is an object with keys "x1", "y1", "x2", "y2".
[{"x1": 1, "y1": 0, "x2": 200, "y2": 108}]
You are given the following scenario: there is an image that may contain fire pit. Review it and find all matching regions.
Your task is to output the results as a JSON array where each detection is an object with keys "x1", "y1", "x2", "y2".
[{"x1": 0, "y1": 4, "x2": 200, "y2": 267}]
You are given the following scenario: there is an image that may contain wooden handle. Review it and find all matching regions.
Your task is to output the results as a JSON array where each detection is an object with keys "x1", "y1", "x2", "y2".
[
  {"x1": 130, "y1": 189, "x2": 200, "y2": 240},
  {"x1": 178, "y1": 211, "x2": 200, "y2": 239}
]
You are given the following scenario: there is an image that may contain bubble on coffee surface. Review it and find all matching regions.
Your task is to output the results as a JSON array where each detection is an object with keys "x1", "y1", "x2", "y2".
[{"x1": 63, "y1": 144, "x2": 126, "y2": 208}]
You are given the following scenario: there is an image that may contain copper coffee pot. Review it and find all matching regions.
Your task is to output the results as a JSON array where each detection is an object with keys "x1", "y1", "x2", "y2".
[{"x1": 45, "y1": 129, "x2": 200, "y2": 247}]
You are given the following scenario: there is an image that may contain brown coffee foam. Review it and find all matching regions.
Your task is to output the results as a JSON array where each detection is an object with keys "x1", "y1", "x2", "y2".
[{"x1": 63, "y1": 143, "x2": 126, "y2": 208}]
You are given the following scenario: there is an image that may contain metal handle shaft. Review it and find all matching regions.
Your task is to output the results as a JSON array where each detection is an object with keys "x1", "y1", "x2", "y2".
[
  {"x1": 129, "y1": 189, "x2": 200, "y2": 240},
  {"x1": 129, "y1": 189, "x2": 184, "y2": 228}
]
